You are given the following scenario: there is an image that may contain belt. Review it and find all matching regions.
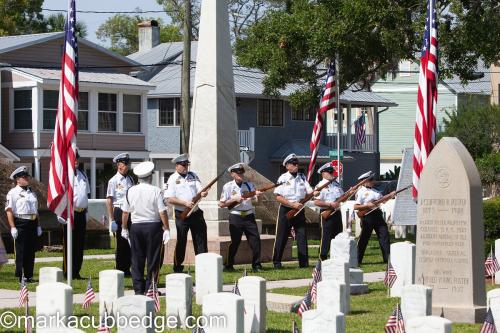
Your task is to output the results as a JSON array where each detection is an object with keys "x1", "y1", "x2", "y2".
[
  {"x1": 15, "y1": 214, "x2": 37, "y2": 220},
  {"x1": 231, "y1": 210, "x2": 253, "y2": 217},
  {"x1": 74, "y1": 207, "x2": 86, "y2": 213}
]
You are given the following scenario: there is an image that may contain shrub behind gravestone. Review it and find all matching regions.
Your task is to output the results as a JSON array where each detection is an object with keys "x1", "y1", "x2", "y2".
[{"x1": 484, "y1": 198, "x2": 500, "y2": 255}]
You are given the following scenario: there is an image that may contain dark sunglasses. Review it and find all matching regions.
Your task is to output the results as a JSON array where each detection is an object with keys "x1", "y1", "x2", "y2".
[
  {"x1": 117, "y1": 160, "x2": 129, "y2": 165},
  {"x1": 288, "y1": 160, "x2": 299, "y2": 165},
  {"x1": 324, "y1": 169, "x2": 335, "y2": 174},
  {"x1": 17, "y1": 173, "x2": 30, "y2": 179},
  {"x1": 232, "y1": 169, "x2": 245, "y2": 174},
  {"x1": 177, "y1": 161, "x2": 190, "y2": 167}
]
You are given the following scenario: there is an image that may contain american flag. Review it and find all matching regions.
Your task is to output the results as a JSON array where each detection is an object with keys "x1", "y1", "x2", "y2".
[
  {"x1": 485, "y1": 250, "x2": 500, "y2": 277},
  {"x1": 292, "y1": 319, "x2": 299, "y2": 333},
  {"x1": 97, "y1": 311, "x2": 111, "y2": 333},
  {"x1": 47, "y1": 0, "x2": 79, "y2": 223},
  {"x1": 384, "y1": 262, "x2": 398, "y2": 288},
  {"x1": 19, "y1": 277, "x2": 28, "y2": 308},
  {"x1": 354, "y1": 113, "x2": 366, "y2": 148},
  {"x1": 310, "y1": 259, "x2": 322, "y2": 304},
  {"x1": 192, "y1": 326, "x2": 206, "y2": 333},
  {"x1": 82, "y1": 278, "x2": 95, "y2": 309},
  {"x1": 385, "y1": 304, "x2": 405, "y2": 333},
  {"x1": 297, "y1": 287, "x2": 312, "y2": 317},
  {"x1": 480, "y1": 308, "x2": 496, "y2": 333},
  {"x1": 146, "y1": 278, "x2": 161, "y2": 312},
  {"x1": 306, "y1": 61, "x2": 338, "y2": 181},
  {"x1": 232, "y1": 280, "x2": 241, "y2": 296},
  {"x1": 413, "y1": 0, "x2": 438, "y2": 199}
]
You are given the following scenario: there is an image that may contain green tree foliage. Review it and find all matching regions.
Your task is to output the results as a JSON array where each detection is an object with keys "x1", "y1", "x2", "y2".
[
  {"x1": 96, "y1": 14, "x2": 182, "y2": 56},
  {"x1": 44, "y1": 13, "x2": 88, "y2": 38},
  {"x1": 235, "y1": 0, "x2": 500, "y2": 109},
  {"x1": 0, "y1": 0, "x2": 45, "y2": 36}
]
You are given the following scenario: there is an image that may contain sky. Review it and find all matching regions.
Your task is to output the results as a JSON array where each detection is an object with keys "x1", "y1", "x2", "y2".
[{"x1": 42, "y1": 0, "x2": 171, "y2": 45}]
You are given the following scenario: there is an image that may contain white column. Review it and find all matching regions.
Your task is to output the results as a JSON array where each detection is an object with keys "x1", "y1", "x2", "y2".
[
  {"x1": 346, "y1": 104, "x2": 352, "y2": 151},
  {"x1": 117, "y1": 92, "x2": 123, "y2": 133},
  {"x1": 142, "y1": 93, "x2": 148, "y2": 151},
  {"x1": 90, "y1": 157, "x2": 96, "y2": 199},
  {"x1": 34, "y1": 157, "x2": 41, "y2": 181},
  {"x1": 32, "y1": 85, "x2": 41, "y2": 148},
  {"x1": 89, "y1": 90, "x2": 98, "y2": 133},
  {"x1": 374, "y1": 106, "x2": 379, "y2": 153}
]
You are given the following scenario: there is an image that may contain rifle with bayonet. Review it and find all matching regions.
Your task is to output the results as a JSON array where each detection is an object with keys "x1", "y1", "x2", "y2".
[
  {"x1": 356, "y1": 184, "x2": 412, "y2": 218},
  {"x1": 285, "y1": 179, "x2": 333, "y2": 220},
  {"x1": 180, "y1": 169, "x2": 226, "y2": 220},
  {"x1": 227, "y1": 182, "x2": 283, "y2": 210},
  {"x1": 319, "y1": 177, "x2": 371, "y2": 220}
]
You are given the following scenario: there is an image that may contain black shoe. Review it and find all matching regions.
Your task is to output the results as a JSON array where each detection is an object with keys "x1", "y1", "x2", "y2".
[
  {"x1": 25, "y1": 278, "x2": 36, "y2": 283},
  {"x1": 252, "y1": 267, "x2": 261, "y2": 273},
  {"x1": 173, "y1": 265, "x2": 184, "y2": 273},
  {"x1": 273, "y1": 263, "x2": 283, "y2": 269},
  {"x1": 224, "y1": 265, "x2": 235, "y2": 272}
]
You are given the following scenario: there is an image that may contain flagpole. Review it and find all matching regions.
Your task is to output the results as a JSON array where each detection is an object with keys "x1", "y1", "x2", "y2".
[
  {"x1": 335, "y1": 52, "x2": 342, "y2": 186},
  {"x1": 66, "y1": 193, "x2": 72, "y2": 286},
  {"x1": 387, "y1": 255, "x2": 391, "y2": 298},
  {"x1": 491, "y1": 244, "x2": 494, "y2": 286}
]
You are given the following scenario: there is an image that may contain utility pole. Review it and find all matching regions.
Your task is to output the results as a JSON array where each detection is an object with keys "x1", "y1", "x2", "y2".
[{"x1": 180, "y1": 0, "x2": 192, "y2": 153}]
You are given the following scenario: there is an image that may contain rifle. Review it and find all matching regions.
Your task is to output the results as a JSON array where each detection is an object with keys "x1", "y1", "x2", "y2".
[
  {"x1": 226, "y1": 182, "x2": 283, "y2": 210},
  {"x1": 285, "y1": 179, "x2": 332, "y2": 220},
  {"x1": 356, "y1": 184, "x2": 412, "y2": 218},
  {"x1": 320, "y1": 178, "x2": 371, "y2": 220},
  {"x1": 180, "y1": 170, "x2": 226, "y2": 220}
]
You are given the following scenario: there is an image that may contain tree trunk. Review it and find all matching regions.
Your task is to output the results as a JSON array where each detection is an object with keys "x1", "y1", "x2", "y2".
[{"x1": 180, "y1": 0, "x2": 192, "y2": 153}]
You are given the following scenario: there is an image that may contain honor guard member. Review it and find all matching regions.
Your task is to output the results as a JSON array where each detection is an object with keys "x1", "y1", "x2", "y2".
[
  {"x1": 106, "y1": 152, "x2": 134, "y2": 276},
  {"x1": 58, "y1": 150, "x2": 90, "y2": 279},
  {"x1": 5, "y1": 166, "x2": 42, "y2": 282},
  {"x1": 164, "y1": 154, "x2": 208, "y2": 273},
  {"x1": 313, "y1": 162, "x2": 344, "y2": 260},
  {"x1": 273, "y1": 153, "x2": 313, "y2": 268},
  {"x1": 120, "y1": 162, "x2": 170, "y2": 295},
  {"x1": 354, "y1": 171, "x2": 390, "y2": 265},
  {"x1": 219, "y1": 163, "x2": 262, "y2": 272}
]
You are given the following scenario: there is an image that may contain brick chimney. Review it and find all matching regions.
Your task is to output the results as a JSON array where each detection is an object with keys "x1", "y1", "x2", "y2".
[{"x1": 138, "y1": 20, "x2": 160, "y2": 53}]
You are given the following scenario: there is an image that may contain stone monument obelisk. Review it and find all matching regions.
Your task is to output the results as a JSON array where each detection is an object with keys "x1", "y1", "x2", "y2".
[{"x1": 189, "y1": 0, "x2": 239, "y2": 233}]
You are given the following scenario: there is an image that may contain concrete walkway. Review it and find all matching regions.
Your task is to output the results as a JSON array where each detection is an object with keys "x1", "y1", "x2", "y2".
[
  {"x1": 0, "y1": 271, "x2": 384, "y2": 309},
  {"x1": 6, "y1": 254, "x2": 115, "y2": 265}
]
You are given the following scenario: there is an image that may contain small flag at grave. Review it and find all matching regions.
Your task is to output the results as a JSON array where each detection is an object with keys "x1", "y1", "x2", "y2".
[
  {"x1": 384, "y1": 262, "x2": 398, "y2": 288},
  {"x1": 480, "y1": 308, "x2": 496, "y2": 333},
  {"x1": 97, "y1": 311, "x2": 111, "y2": 333},
  {"x1": 19, "y1": 277, "x2": 28, "y2": 308},
  {"x1": 82, "y1": 277, "x2": 95, "y2": 309},
  {"x1": 24, "y1": 301, "x2": 32, "y2": 333},
  {"x1": 146, "y1": 276, "x2": 161, "y2": 312},
  {"x1": 292, "y1": 319, "x2": 299, "y2": 333},
  {"x1": 292, "y1": 287, "x2": 312, "y2": 317},
  {"x1": 232, "y1": 280, "x2": 241, "y2": 296},
  {"x1": 485, "y1": 250, "x2": 500, "y2": 277},
  {"x1": 192, "y1": 325, "x2": 206, "y2": 333},
  {"x1": 310, "y1": 259, "x2": 322, "y2": 304},
  {"x1": 384, "y1": 303, "x2": 405, "y2": 333}
]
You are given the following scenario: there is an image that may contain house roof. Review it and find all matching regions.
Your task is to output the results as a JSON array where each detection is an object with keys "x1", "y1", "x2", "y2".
[
  {"x1": 129, "y1": 42, "x2": 397, "y2": 107},
  {"x1": 270, "y1": 139, "x2": 332, "y2": 161},
  {"x1": 11, "y1": 67, "x2": 153, "y2": 89},
  {"x1": 0, "y1": 144, "x2": 20, "y2": 162},
  {"x1": 442, "y1": 66, "x2": 491, "y2": 95}
]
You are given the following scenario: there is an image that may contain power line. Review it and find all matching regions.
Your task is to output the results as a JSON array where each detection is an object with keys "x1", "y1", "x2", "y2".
[{"x1": 42, "y1": 8, "x2": 176, "y2": 14}]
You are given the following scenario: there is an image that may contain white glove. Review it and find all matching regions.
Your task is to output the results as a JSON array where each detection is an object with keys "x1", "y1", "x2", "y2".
[
  {"x1": 37, "y1": 226, "x2": 43, "y2": 237},
  {"x1": 11, "y1": 227, "x2": 18, "y2": 240},
  {"x1": 57, "y1": 216, "x2": 67, "y2": 225},
  {"x1": 121, "y1": 228, "x2": 129, "y2": 240},
  {"x1": 111, "y1": 221, "x2": 118, "y2": 232},
  {"x1": 163, "y1": 229, "x2": 171, "y2": 244}
]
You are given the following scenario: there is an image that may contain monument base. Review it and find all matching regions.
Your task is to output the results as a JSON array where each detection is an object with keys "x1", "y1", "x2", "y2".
[
  {"x1": 163, "y1": 235, "x2": 292, "y2": 265},
  {"x1": 432, "y1": 305, "x2": 486, "y2": 324}
]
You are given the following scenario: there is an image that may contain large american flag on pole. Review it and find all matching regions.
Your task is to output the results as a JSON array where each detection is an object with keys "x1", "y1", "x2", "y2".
[
  {"x1": 307, "y1": 61, "x2": 337, "y2": 181},
  {"x1": 47, "y1": 0, "x2": 79, "y2": 224},
  {"x1": 413, "y1": 0, "x2": 438, "y2": 199}
]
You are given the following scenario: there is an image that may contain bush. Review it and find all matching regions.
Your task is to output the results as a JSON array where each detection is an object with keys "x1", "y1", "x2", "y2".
[{"x1": 484, "y1": 198, "x2": 500, "y2": 255}]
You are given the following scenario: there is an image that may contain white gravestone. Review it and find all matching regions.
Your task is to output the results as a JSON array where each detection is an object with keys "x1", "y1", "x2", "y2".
[
  {"x1": 406, "y1": 316, "x2": 452, "y2": 333},
  {"x1": 401, "y1": 285, "x2": 432, "y2": 324},
  {"x1": 165, "y1": 273, "x2": 192, "y2": 328},
  {"x1": 487, "y1": 289, "x2": 500, "y2": 326},
  {"x1": 202, "y1": 292, "x2": 244, "y2": 333},
  {"x1": 99, "y1": 270, "x2": 124, "y2": 317},
  {"x1": 301, "y1": 309, "x2": 345, "y2": 333},
  {"x1": 322, "y1": 259, "x2": 350, "y2": 313},
  {"x1": 390, "y1": 242, "x2": 416, "y2": 297},
  {"x1": 36, "y1": 282, "x2": 72, "y2": 327},
  {"x1": 238, "y1": 276, "x2": 266, "y2": 333},
  {"x1": 317, "y1": 280, "x2": 348, "y2": 315},
  {"x1": 195, "y1": 253, "x2": 222, "y2": 305},
  {"x1": 116, "y1": 295, "x2": 154, "y2": 333},
  {"x1": 495, "y1": 239, "x2": 500, "y2": 285},
  {"x1": 39, "y1": 267, "x2": 63, "y2": 285},
  {"x1": 330, "y1": 233, "x2": 357, "y2": 268}
]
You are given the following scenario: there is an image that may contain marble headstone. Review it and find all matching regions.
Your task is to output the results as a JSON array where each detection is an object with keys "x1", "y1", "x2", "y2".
[
  {"x1": 238, "y1": 276, "x2": 266, "y2": 333},
  {"x1": 415, "y1": 137, "x2": 486, "y2": 323},
  {"x1": 322, "y1": 259, "x2": 350, "y2": 312},
  {"x1": 406, "y1": 316, "x2": 452, "y2": 333},
  {"x1": 195, "y1": 253, "x2": 222, "y2": 304},
  {"x1": 99, "y1": 270, "x2": 124, "y2": 317},
  {"x1": 390, "y1": 242, "x2": 416, "y2": 297},
  {"x1": 301, "y1": 309, "x2": 345, "y2": 333},
  {"x1": 202, "y1": 292, "x2": 244, "y2": 333},
  {"x1": 401, "y1": 285, "x2": 432, "y2": 324},
  {"x1": 36, "y1": 282, "x2": 72, "y2": 327},
  {"x1": 317, "y1": 280, "x2": 348, "y2": 315},
  {"x1": 116, "y1": 295, "x2": 154, "y2": 333},
  {"x1": 487, "y1": 289, "x2": 500, "y2": 325},
  {"x1": 330, "y1": 233, "x2": 357, "y2": 268},
  {"x1": 165, "y1": 273, "x2": 192, "y2": 328},
  {"x1": 495, "y1": 239, "x2": 500, "y2": 285},
  {"x1": 39, "y1": 267, "x2": 63, "y2": 285}
]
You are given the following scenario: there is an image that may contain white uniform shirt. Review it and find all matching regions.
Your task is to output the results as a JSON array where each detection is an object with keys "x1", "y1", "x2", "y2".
[
  {"x1": 220, "y1": 180, "x2": 256, "y2": 214},
  {"x1": 164, "y1": 171, "x2": 202, "y2": 211},
  {"x1": 121, "y1": 182, "x2": 166, "y2": 224},
  {"x1": 355, "y1": 186, "x2": 383, "y2": 205},
  {"x1": 315, "y1": 179, "x2": 344, "y2": 203},
  {"x1": 274, "y1": 172, "x2": 313, "y2": 202},
  {"x1": 74, "y1": 169, "x2": 90, "y2": 209},
  {"x1": 106, "y1": 172, "x2": 134, "y2": 208},
  {"x1": 5, "y1": 185, "x2": 38, "y2": 215}
]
